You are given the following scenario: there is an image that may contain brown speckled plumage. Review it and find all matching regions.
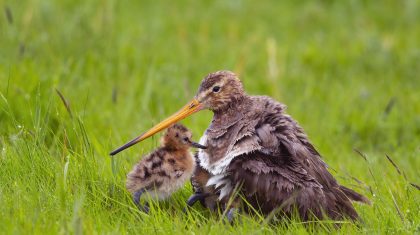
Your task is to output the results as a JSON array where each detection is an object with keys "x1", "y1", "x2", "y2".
[
  {"x1": 126, "y1": 124, "x2": 205, "y2": 209},
  {"x1": 191, "y1": 71, "x2": 370, "y2": 221}
]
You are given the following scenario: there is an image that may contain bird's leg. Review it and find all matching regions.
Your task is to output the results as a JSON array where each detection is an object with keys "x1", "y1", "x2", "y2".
[
  {"x1": 222, "y1": 197, "x2": 242, "y2": 224},
  {"x1": 187, "y1": 192, "x2": 210, "y2": 207},
  {"x1": 142, "y1": 202, "x2": 150, "y2": 214},
  {"x1": 226, "y1": 207, "x2": 240, "y2": 223},
  {"x1": 182, "y1": 192, "x2": 209, "y2": 213},
  {"x1": 133, "y1": 188, "x2": 150, "y2": 213},
  {"x1": 133, "y1": 189, "x2": 144, "y2": 205}
]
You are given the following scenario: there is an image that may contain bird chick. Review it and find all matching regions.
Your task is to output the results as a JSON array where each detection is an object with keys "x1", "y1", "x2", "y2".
[{"x1": 126, "y1": 124, "x2": 206, "y2": 212}]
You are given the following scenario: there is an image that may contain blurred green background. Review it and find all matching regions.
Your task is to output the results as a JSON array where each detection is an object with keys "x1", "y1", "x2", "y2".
[{"x1": 1, "y1": 0, "x2": 419, "y2": 234}]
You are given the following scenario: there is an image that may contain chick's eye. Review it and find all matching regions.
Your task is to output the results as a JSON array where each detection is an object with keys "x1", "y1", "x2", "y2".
[
  {"x1": 212, "y1": 86, "x2": 221, "y2": 93},
  {"x1": 183, "y1": 137, "x2": 189, "y2": 141}
]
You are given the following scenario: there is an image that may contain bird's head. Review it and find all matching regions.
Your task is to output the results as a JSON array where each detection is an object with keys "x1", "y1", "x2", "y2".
[
  {"x1": 162, "y1": 124, "x2": 207, "y2": 150},
  {"x1": 110, "y1": 70, "x2": 243, "y2": 156},
  {"x1": 195, "y1": 70, "x2": 244, "y2": 112}
]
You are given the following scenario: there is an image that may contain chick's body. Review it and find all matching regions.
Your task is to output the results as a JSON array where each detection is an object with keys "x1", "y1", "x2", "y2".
[
  {"x1": 126, "y1": 146, "x2": 195, "y2": 199},
  {"x1": 126, "y1": 124, "x2": 205, "y2": 206}
]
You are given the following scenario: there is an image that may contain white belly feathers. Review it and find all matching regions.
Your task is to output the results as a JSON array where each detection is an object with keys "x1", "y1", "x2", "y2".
[{"x1": 197, "y1": 133, "x2": 262, "y2": 200}]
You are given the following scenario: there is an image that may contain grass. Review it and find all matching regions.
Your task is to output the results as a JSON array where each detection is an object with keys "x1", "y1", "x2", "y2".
[{"x1": 1, "y1": 0, "x2": 419, "y2": 234}]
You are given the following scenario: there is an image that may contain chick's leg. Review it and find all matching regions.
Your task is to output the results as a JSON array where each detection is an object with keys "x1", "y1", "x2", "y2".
[{"x1": 133, "y1": 188, "x2": 149, "y2": 213}]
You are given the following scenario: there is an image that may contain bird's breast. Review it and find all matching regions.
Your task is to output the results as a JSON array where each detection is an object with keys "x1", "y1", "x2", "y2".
[{"x1": 197, "y1": 125, "x2": 262, "y2": 176}]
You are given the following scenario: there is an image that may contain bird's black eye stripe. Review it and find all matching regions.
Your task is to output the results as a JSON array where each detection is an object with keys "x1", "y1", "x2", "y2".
[{"x1": 212, "y1": 86, "x2": 221, "y2": 93}]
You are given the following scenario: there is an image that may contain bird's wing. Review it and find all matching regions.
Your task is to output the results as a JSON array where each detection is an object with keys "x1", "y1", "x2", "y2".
[
  {"x1": 249, "y1": 99, "x2": 368, "y2": 199},
  {"x1": 225, "y1": 97, "x2": 368, "y2": 218},
  {"x1": 228, "y1": 151, "x2": 362, "y2": 220},
  {"x1": 227, "y1": 151, "x2": 332, "y2": 219},
  {"x1": 239, "y1": 96, "x2": 337, "y2": 188}
]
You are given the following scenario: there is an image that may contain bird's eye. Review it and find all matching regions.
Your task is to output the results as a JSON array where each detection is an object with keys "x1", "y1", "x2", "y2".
[
  {"x1": 183, "y1": 137, "x2": 189, "y2": 142},
  {"x1": 212, "y1": 86, "x2": 221, "y2": 93}
]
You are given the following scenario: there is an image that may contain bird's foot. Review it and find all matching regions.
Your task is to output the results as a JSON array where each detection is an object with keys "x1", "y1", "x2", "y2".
[
  {"x1": 182, "y1": 193, "x2": 209, "y2": 213},
  {"x1": 225, "y1": 208, "x2": 241, "y2": 224},
  {"x1": 137, "y1": 202, "x2": 150, "y2": 214}
]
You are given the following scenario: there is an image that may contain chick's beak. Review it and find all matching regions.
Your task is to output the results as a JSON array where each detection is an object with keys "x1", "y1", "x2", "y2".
[
  {"x1": 188, "y1": 140, "x2": 207, "y2": 149},
  {"x1": 110, "y1": 98, "x2": 203, "y2": 156}
]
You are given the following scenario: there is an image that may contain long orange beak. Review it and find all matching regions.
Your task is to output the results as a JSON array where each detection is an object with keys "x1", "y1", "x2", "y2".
[{"x1": 110, "y1": 99, "x2": 203, "y2": 156}]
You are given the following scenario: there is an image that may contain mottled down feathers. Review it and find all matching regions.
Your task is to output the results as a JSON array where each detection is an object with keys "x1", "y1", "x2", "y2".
[{"x1": 126, "y1": 124, "x2": 196, "y2": 200}]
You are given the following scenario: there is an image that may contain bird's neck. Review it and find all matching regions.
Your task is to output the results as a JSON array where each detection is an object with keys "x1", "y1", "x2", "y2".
[{"x1": 212, "y1": 95, "x2": 249, "y2": 125}]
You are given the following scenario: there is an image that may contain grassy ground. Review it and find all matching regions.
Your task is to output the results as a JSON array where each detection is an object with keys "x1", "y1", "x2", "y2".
[{"x1": 1, "y1": 0, "x2": 419, "y2": 234}]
